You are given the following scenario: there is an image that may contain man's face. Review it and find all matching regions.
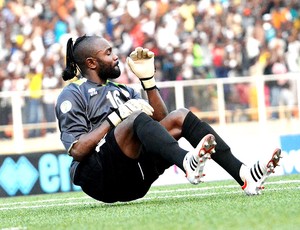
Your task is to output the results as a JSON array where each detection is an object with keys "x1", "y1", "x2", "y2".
[{"x1": 93, "y1": 39, "x2": 120, "y2": 80}]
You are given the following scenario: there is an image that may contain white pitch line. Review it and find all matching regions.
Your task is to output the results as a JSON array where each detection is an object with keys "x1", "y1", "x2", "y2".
[
  {"x1": 0, "y1": 180, "x2": 299, "y2": 211},
  {"x1": 0, "y1": 196, "x2": 91, "y2": 207},
  {"x1": 1, "y1": 186, "x2": 299, "y2": 211},
  {"x1": 146, "y1": 179, "x2": 300, "y2": 194}
]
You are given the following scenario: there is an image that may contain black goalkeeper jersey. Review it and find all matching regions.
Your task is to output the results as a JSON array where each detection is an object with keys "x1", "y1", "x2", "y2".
[{"x1": 55, "y1": 77, "x2": 141, "y2": 153}]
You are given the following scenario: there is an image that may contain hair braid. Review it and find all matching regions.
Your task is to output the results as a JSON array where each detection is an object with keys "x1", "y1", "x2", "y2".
[{"x1": 62, "y1": 38, "x2": 78, "y2": 81}]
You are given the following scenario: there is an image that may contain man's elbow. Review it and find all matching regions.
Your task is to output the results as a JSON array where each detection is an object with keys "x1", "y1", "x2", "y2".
[{"x1": 70, "y1": 149, "x2": 86, "y2": 162}]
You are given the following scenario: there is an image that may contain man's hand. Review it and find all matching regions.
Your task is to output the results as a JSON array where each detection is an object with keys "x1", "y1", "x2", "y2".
[
  {"x1": 107, "y1": 99, "x2": 154, "y2": 127},
  {"x1": 126, "y1": 47, "x2": 156, "y2": 90}
]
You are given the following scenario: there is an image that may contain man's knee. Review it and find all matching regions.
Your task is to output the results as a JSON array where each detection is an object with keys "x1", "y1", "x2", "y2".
[
  {"x1": 116, "y1": 111, "x2": 145, "y2": 131},
  {"x1": 168, "y1": 108, "x2": 189, "y2": 124},
  {"x1": 126, "y1": 111, "x2": 145, "y2": 124},
  {"x1": 172, "y1": 108, "x2": 190, "y2": 116},
  {"x1": 160, "y1": 108, "x2": 189, "y2": 133},
  {"x1": 114, "y1": 111, "x2": 146, "y2": 159}
]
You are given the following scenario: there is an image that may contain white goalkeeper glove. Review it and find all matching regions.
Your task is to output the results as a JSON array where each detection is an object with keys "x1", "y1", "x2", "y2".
[
  {"x1": 126, "y1": 47, "x2": 156, "y2": 90},
  {"x1": 107, "y1": 99, "x2": 154, "y2": 127}
]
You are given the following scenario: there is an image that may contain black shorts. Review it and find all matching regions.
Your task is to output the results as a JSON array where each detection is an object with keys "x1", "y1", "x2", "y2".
[{"x1": 73, "y1": 129, "x2": 172, "y2": 203}]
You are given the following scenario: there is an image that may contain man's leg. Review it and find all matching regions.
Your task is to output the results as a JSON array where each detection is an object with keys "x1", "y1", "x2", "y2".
[
  {"x1": 181, "y1": 110, "x2": 282, "y2": 195},
  {"x1": 181, "y1": 110, "x2": 244, "y2": 185},
  {"x1": 115, "y1": 111, "x2": 187, "y2": 171},
  {"x1": 116, "y1": 111, "x2": 216, "y2": 184}
]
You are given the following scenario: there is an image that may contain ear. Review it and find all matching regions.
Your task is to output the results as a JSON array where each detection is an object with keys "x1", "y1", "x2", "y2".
[{"x1": 85, "y1": 57, "x2": 97, "y2": 69}]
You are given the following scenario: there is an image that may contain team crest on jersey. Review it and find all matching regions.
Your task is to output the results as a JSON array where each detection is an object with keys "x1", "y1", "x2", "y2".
[
  {"x1": 60, "y1": 100, "x2": 72, "y2": 114},
  {"x1": 88, "y1": 88, "x2": 98, "y2": 96}
]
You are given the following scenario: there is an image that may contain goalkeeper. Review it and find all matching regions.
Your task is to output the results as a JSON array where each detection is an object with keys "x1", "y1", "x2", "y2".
[{"x1": 55, "y1": 35, "x2": 281, "y2": 203}]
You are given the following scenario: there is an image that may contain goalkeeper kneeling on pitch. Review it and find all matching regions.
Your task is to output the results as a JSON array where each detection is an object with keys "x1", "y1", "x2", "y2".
[{"x1": 55, "y1": 35, "x2": 282, "y2": 203}]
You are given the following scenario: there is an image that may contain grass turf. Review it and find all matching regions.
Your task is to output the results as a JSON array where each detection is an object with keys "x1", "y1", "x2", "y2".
[{"x1": 1, "y1": 174, "x2": 299, "y2": 230}]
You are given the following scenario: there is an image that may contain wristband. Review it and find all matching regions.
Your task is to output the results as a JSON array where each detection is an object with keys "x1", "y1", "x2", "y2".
[
  {"x1": 141, "y1": 77, "x2": 156, "y2": 90},
  {"x1": 107, "y1": 112, "x2": 122, "y2": 127}
]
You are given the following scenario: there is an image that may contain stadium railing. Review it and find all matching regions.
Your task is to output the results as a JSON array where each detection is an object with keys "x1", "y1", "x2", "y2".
[{"x1": 0, "y1": 73, "x2": 299, "y2": 153}]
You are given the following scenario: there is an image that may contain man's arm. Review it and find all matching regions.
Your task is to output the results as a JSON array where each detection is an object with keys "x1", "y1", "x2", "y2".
[
  {"x1": 146, "y1": 88, "x2": 168, "y2": 121},
  {"x1": 70, "y1": 120, "x2": 111, "y2": 162},
  {"x1": 126, "y1": 47, "x2": 168, "y2": 121},
  {"x1": 69, "y1": 98, "x2": 154, "y2": 161}
]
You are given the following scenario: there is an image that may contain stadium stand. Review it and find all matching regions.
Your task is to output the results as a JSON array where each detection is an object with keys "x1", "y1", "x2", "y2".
[{"x1": 0, "y1": 0, "x2": 299, "y2": 142}]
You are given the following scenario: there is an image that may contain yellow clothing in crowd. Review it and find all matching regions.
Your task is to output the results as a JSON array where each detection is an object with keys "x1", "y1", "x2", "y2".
[{"x1": 27, "y1": 72, "x2": 43, "y2": 99}]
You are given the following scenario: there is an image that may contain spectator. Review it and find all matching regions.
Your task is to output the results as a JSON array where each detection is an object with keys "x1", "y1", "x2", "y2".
[
  {"x1": 192, "y1": 37, "x2": 206, "y2": 78},
  {"x1": 212, "y1": 39, "x2": 228, "y2": 79},
  {"x1": 270, "y1": 2, "x2": 290, "y2": 30},
  {"x1": 42, "y1": 66, "x2": 59, "y2": 134},
  {"x1": 268, "y1": 30, "x2": 287, "y2": 59},
  {"x1": 279, "y1": 80, "x2": 295, "y2": 120},
  {"x1": 285, "y1": 33, "x2": 300, "y2": 72},
  {"x1": 0, "y1": 0, "x2": 299, "y2": 132},
  {"x1": 266, "y1": 56, "x2": 289, "y2": 119},
  {"x1": 0, "y1": 71, "x2": 12, "y2": 139},
  {"x1": 25, "y1": 66, "x2": 43, "y2": 138}
]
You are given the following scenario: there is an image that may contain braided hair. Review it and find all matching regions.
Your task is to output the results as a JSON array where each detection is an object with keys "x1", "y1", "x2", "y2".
[{"x1": 62, "y1": 35, "x2": 88, "y2": 81}]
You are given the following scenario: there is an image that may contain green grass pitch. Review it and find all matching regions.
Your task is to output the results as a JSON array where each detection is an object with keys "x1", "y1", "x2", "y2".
[{"x1": 1, "y1": 174, "x2": 299, "y2": 230}]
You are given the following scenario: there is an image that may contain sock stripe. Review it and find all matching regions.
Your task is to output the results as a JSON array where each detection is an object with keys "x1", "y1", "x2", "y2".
[
  {"x1": 257, "y1": 161, "x2": 264, "y2": 176},
  {"x1": 250, "y1": 161, "x2": 264, "y2": 182},
  {"x1": 253, "y1": 166, "x2": 261, "y2": 180},
  {"x1": 191, "y1": 157, "x2": 198, "y2": 170},
  {"x1": 250, "y1": 168, "x2": 258, "y2": 182}
]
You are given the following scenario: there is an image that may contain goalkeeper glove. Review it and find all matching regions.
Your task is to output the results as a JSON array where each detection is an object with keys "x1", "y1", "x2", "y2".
[
  {"x1": 126, "y1": 47, "x2": 156, "y2": 90},
  {"x1": 107, "y1": 99, "x2": 154, "y2": 127}
]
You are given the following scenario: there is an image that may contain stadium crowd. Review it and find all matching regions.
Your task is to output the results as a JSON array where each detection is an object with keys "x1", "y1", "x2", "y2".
[{"x1": 0, "y1": 0, "x2": 300, "y2": 138}]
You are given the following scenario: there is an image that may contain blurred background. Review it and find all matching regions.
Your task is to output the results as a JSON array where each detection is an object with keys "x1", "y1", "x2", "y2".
[{"x1": 0, "y1": 0, "x2": 299, "y2": 196}]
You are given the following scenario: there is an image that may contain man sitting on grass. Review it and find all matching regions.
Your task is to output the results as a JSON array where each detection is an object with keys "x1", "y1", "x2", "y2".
[{"x1": 55, "y1": 35, "x2": 281, "y2": 203}]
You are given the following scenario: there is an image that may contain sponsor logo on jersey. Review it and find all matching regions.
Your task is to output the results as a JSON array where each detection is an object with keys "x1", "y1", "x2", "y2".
[{"x1": 88, "y1": 88, "x2": 98, "y2": 96}]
